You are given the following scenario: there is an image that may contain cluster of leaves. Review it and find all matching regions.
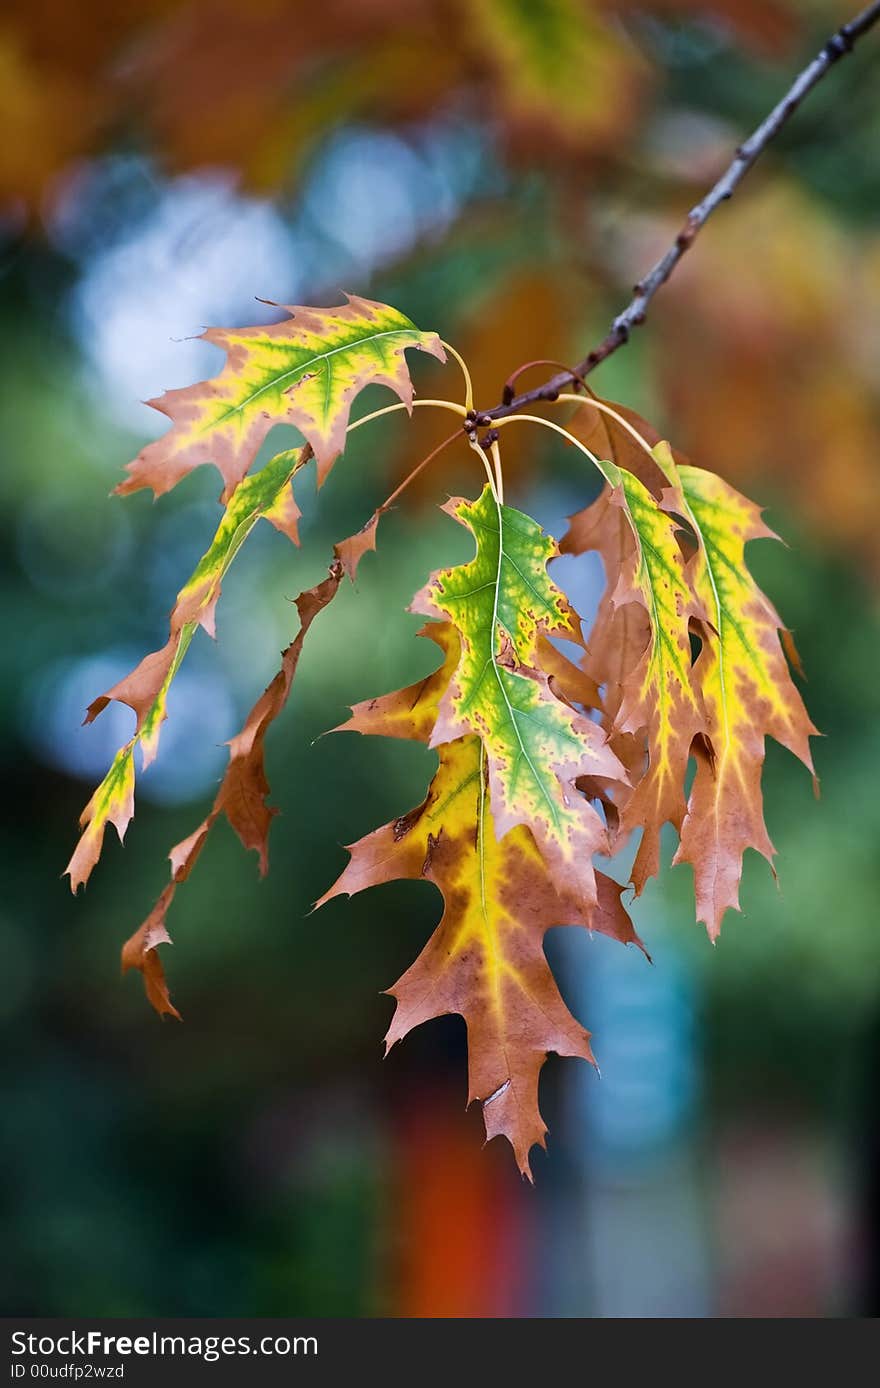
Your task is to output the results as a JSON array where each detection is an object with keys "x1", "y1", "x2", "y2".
[{"x1": 67, "y1": 296, "x2": 816, "y2": 1175}]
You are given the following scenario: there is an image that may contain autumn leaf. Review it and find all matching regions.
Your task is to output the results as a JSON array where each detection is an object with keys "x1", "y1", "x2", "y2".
[
  {"x1": 560, "y1": 392, "x2": 691, "y2": 724},
  {"x1": 66, "y1": 446, "x2": 308, "y2": 890},
  {"x1": 561, "y1": 481, "x2": 650, "y2": 727},
  {"x1": 121, "y1": 561, "x2": 343, "y2": 1016},
  {"x1": 322, "y1": 588, "x2": 644, "y2": 1174},
  {"x1": 174, "y1": 560, "x2": 343, "y2": 877},
  {"x1": 337, "y1": 619, "x2": 600, "y2": 747},
  {"x1": 563, "y1": 466, "x2": 703, "y2": 891},
  {"x1": 333, "y1": 510, "x2": 382, "y2": 582},
  {"x1": 564, "y1": 410, "x2": 818, "y2": 935},
  {"x1": 121, "y1": 885, "x2": 181, "y2": 1022},
  {"x1": 116, "y1": 296, "x2": 444, "y2": 502},
  {"x1": 412, "y1": 484, "x2": 626, "y2": 915},
  {"x1": 325, "y1": 662, "x2": 642, "y2": 1181},
  {"x1": 567, "y1": 394, "x2": 672, "y2": 498},
  {"x1": 65, "y1": 744, "x2": 136, "y2": 895},
  {"x1": 662, "y1": 461, "x2": 818, "y2": 937},
  {"x1": 320, "y1": 738, "x2": 587, "y2": 1176},
  {"x1": 334, "y1": 621, "x2": 462, "y2": 743},
  {"x1": 534, "y1": 632, "x2": 602, "y2": 714}
]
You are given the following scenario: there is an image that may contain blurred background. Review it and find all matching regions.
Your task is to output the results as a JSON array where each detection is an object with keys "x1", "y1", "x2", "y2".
[{"x1": 1, "y1": 0, "x2": 879, "y2": 1319}]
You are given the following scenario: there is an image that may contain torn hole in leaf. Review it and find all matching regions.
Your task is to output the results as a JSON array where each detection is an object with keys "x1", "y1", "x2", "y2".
[{"x1": 483, "y1": 1079, "x2": 511, "y2": 1107}]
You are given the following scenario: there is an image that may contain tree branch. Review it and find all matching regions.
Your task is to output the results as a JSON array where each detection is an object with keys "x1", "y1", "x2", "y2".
[{"x1": 476, "y1": 0, "x2": 880, "y2": 425}]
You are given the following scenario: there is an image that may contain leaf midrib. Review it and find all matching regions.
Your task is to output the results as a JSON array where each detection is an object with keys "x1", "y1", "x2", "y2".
[
  {"x1": 211, "y1": 327, "x2": 419, "y2": 430},
  {"x1": 487, "y1": 491, "x2": 563, "y2": 832}
]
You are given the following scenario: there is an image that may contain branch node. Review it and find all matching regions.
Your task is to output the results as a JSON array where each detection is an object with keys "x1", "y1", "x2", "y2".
[
  {"x1": 676, "y1": 215, "x2": 699, "y2": 251},
  {"x1": 826, "y1": 28, "x2": 855, "y2": 59}
]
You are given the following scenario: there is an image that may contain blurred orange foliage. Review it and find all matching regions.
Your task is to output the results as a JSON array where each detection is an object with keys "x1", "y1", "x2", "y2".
[{"x1": 1, "y1": 0, "x2": 803, "y2": 214}]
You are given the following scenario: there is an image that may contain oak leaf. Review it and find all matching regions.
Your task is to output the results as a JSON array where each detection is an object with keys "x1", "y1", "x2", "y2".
[
  {"x1": 322, "y1": 600, "x2": 644, "y2": 1173},
  {"x1": 121, "y1": 561, "x2": 343, "y2": 1016},
  {"x1": 664, "y1": 462, "x2": 818, "y2": 936},
  {"x1": 116, "y1": 296, "x2": 444, "y2": 502},
  {"x1": 322, "y1": 573, "x2": 650, "y2": 1172},
  {"x1": 65, "y1": 745, "x2": 136, "y2": 895},
  {"x1": 172, "y1": 560, "x2": 344, "y2": 879},
  {"x1": 412, "y1": 485, "x2": 627, "y2": 915},
  {"x1": 563, "y1": 467, "x2": 703, "y2": 891},
  {"x1": 322, "y1": 738, "x2": 632, "y2": 1177},
  {"x1": 121, "y1": 885, "x2": 181, "y2": 1022},
  {"x1": 333, "y1": 510, "x2": 382, "y2": 582},
  {"x1": 66, "y1": 446, "x2": 308, "y2": 889}
]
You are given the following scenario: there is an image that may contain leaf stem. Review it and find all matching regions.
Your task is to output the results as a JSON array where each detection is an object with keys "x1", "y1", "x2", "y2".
[
  {"x1": 346, "y1": 397, "x2": 468, "y2": 436},
  {"x1": 345, "y1": 396, "x2": 497, "y2": 500},
  {"x1": 478, "y1": 447, "x2": 500, "y2": 501},
  {"x1": 488, "y1": 438, "x2": 505, "y2": 505},
  {"x1": 491, "y1": 413, "x2": 618, "y2": 487},
  {"x1": 554, "y1": 393, "x2": 657, "y2": 461},
  {"x1": 376, "y1": 429, "x2": 464, "y2": 512},
  {"x1": 440, "y1": 340, "x2": 475, "y2": 413}
]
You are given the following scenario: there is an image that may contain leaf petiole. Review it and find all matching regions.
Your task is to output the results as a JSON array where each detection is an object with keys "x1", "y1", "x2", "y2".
[
  {"x1": 346, "y1": 397, "x2": 469, "y2": 436},
  {"x1": 553, "y1": 393, "x2": 658, "y2": 463},
  {"x1": 439, "y1": 340, "x2": 475, "y2": 413},
  {"x1": 491, "y1": 412, "x2": 620, "y2": 487},
  {"x1": 488, "y1": 438, "x2": 505, "y2": 505}
]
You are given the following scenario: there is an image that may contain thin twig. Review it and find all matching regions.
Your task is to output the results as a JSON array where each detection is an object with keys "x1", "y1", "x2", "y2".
[
  {"x1": 479, "y1": 0, "x2": 880, "y2": 423},
  {"x1": 377, "y1": 428, "x2": 463, "y2": 512}
]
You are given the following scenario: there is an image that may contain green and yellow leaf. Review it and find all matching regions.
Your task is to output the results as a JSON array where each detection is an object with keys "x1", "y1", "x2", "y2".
[
  {"x1": 664, "y1": 462, "x2": 819, "y2": 937},
  {"x1": 120, "y1": 562, "x2": 343, "y2": 1016},
  {"x1": 116, "y1": 296, "x2": 444, "y2": 501},
  {"x1": 563, "y1": 468, "x2": 703, "y2": 891},
  {"x1": 320, "y1": 733, "x2": 640, "y2": 1178},
  {"x1": 324, "y1": 603, "x2": 644, "y2": 1174},
  {"x1": 65, "y1": 744, "x2": 136, "y2": 893},
  {"x1": 333, "y1": 621, "x2": 462, "y2": 744},
  {"x1": 336, "y1": 619, "x2": 600, "y2": 745},
  {"x1": 412, "y1": 484, "x2": 626, "y2": 914},
  {"x1": 67, "y1": 446, "x2": 307, "y2": 890}
]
